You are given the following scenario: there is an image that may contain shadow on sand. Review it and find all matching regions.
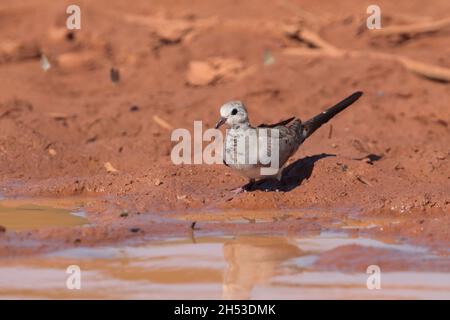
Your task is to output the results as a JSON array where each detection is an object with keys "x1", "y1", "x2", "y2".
[{"x1": 249, "y1": 153, "x2": 336, "y2": 192}]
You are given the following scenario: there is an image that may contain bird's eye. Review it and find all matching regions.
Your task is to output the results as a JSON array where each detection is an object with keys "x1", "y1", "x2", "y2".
[{"x1": 231, "y1": 108, "x2": 238, "y2": 115}]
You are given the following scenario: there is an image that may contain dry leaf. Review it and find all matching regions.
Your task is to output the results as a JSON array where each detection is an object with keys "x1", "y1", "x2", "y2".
[
  {"x1": 40, "y1": 54, "x2": 51, "y2": 71},
  {"x1": 104, "y1": 162, "x2": 118, "y2": 173}
]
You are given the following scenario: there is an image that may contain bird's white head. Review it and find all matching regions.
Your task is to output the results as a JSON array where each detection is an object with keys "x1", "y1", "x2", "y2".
[{"x1": 215, "y1": 101, "x2": 249, "y2": 129}]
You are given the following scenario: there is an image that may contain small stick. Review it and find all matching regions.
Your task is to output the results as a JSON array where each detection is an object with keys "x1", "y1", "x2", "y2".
[
  {"x1": 372, "y1": 17, "x2": 450, "y2": 37},
  {"x1": 153, "y1": 115, "x2": 173, "y2": 130},
  {"x1": 284, "y1": 28, "x2": 450, "y2": 82}
]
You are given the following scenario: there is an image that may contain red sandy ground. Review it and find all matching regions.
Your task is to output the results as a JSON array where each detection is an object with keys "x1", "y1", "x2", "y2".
[{"x1": 0, "y1": 0, "x2": 449, "y2": 259}]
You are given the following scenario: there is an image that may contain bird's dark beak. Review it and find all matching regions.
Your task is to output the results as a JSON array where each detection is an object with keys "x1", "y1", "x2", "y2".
[{"x1": 215, "y1": 117, "x2": 226, "y2": 129}]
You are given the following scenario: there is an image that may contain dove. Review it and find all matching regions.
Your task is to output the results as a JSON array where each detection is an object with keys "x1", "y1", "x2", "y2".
[{"x1": 215, "y1": 91, "x2": 363, "y2": 191}]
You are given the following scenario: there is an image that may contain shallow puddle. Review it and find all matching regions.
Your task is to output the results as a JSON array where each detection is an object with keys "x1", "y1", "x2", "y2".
[
  {"x1": 0, "y1": 198, "x2": 89, "y2": 231},
  {"x1": 0, "y1": 232, "x2": 449, "y2": 299}
]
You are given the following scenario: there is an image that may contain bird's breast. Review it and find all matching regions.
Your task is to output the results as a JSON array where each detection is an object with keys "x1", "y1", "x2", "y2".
[{"x1": 223, "y1": 128, "x2": 281, "y2": 179}]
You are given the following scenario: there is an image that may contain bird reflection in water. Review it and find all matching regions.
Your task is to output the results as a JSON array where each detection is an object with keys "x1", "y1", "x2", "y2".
[{"x1": 221, "y1": 236, "x2": 303, "y2": 299}]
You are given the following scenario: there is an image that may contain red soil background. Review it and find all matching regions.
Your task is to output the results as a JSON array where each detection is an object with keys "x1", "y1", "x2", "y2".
[{"x1": 0, "y1": 0, "x2": 449, "y2": 255}]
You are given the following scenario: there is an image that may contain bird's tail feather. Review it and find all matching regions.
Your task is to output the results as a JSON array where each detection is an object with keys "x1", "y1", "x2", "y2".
[{"x1": 301, "y1": 91, "x2": 363, "y2": 140}]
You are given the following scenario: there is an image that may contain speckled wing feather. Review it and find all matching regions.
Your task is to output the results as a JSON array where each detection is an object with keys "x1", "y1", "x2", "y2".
[{"x1": 254, "y1": 119, "x2": 304, "y2": 169}]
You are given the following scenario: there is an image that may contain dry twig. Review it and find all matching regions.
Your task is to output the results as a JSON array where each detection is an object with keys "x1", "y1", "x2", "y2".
[{"x1": 284, "y1": 28, "x2": 450, "y2": 82}]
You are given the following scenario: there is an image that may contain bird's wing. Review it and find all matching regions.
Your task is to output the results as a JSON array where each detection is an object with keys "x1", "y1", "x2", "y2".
[
  {"x1": 255, "y1": 125, "x2": 302, "y2": 169},
  {"x1": 257, "y1": 117, "x2": 295, "y2": 128}
]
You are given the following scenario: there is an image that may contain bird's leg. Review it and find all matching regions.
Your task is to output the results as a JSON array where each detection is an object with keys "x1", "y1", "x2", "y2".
[
  {"x1": 276, "y1": 169, "x2": 283, "y2": 182},
  {"x1": 230, "y1": 178, "x2": 255, "y2": 194},
  {"x1": 275, "y1": 163, "x2": 289, "y2": 181}
]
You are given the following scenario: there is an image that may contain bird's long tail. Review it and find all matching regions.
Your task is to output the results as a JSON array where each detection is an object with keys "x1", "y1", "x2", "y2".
[{"x1": 301, "y1": 91, "x2": 363, "y2": 140}]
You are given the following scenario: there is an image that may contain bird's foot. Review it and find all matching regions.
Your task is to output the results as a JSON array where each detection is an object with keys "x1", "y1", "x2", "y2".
[{"x1": 229, "y1": 186, "x2": 245, "y2": 194}]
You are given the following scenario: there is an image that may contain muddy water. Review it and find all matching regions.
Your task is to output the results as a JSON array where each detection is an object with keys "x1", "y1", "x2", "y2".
[
  {"x1": 0, "y1": 198, "x2": 88, "y2": 231},
  {"x1": 0, "y1": 232, "x2": 449, "y2": 299}
]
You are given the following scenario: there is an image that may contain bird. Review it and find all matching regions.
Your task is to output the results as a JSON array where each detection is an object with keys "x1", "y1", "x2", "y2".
[{"x1": 215, "y1": 91, "x2": 363, "y2": 192}]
